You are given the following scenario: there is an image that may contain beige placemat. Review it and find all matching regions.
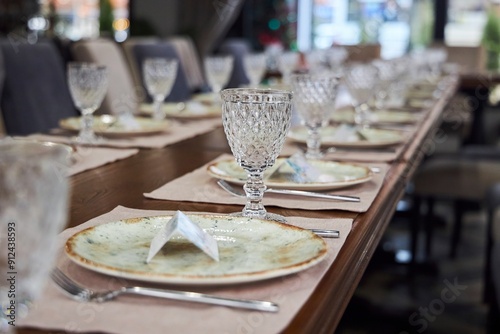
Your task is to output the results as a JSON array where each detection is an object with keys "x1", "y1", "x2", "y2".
[
  {"x1": 144, "y1": 154, "x2": 389, "y2": 212},
  {"x1": 69, "y1": 146, "x2": 139, "y2": 176},
  {"x1": 30, "y1": 118, "x2": 221, "y2": 149},
  {"x1": 20, "y1": 206, "x2": 353, "y2": 334}
]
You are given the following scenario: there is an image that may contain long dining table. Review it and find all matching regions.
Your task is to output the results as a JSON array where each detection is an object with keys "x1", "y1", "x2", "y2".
[{"x1": 17, "y1": 75, "x2": 460, "y2": 334}]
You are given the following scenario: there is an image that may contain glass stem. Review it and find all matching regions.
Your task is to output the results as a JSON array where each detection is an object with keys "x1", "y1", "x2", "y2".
[
  {"x1": 153, "y1": 97, "x2": 164, "y2": 121},
  {"x1": 79, "y1": 112, "x2": 94, "y2": 139},
  {"x1": 242, "y1": 170, "x2": 267, "y2": 219},
  {"x1": 306, "y1": 126, "x2": 322, "y2": 160},
  {"x1": 354, "y1": 103, "x2": 371, "y2": 129}
]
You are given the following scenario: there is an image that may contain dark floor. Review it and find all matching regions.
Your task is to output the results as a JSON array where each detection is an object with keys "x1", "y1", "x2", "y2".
[{"x1": 337, "y1": 198, "x2": 491, "y2": 334}]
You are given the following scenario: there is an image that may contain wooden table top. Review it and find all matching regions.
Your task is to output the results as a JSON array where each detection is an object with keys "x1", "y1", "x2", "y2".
[{"x1": 18, "y1": 78, "x2": 458, "y2": 334}]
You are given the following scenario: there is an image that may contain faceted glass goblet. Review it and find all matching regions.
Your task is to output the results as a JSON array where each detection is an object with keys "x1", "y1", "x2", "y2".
[
  {"x1": 0, "y1": 140, "x2": 70, "y2": 333},
  {"x1": 290, "y1": 73, "x2": 339, "y2": 160},
  {"x1": 67, "y1": 63, "x2": 108, "y2": 144},
  {"x1": 143, "y1": 58, "x2": 178, "y2": 120},
  {"x1": 243, "y1": 53, "x2": 267, "y2": 87},
  {"x1": 343, "y1": 63, "x2": 379, "y2": 128},
  {"x1": 277, "y1": 51, "x2": 299, "y2": 84},
  {"x1": 221, "y1": 88, "x2": 293, "y2": 222},
  {"x1": 205, "y1": 55, "x2": 234, "y2": 97}
]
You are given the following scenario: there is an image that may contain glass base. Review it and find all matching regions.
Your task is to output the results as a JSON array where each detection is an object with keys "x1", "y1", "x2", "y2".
[
  {"x1": 72, "y1": 133, "x2": 103, "y2": 145},
  {"x1": 229, "y1": 211, "x2": 287, "y2": 223}
]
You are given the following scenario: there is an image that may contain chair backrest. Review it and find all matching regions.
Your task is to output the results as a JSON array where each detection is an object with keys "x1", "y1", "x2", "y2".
[
  {"x1": 131, "y1": 42, "x2": 192, "y2": 103},
  {"x1": 445, "y1": 45, "x2": 486, "y2": 72},
  {"x1": 342, "y1": 43, "x2": 381, "y2": 63},
  {"x1": 217, "y1": 38, "x2": 251, "y2": 89},
  {"x1": 71, "y1": 38, "x2": 140, "y2": 115},
  {"x1": 0, "y1": 40, "x2": 78, "y2": 136},
  {"x1": 121, "y1": 37, "x2": 160, "y2": 101},
  {"x1": 167, "y1": 36, "x2": 207, "y2": 92}
]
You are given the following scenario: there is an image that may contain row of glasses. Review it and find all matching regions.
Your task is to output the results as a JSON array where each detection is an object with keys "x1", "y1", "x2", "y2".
[{"x1": 204, "y1": 55, "x2": 234, "y2": 100}]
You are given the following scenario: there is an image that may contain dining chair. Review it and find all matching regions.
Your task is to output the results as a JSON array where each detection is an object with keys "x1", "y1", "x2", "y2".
[
  {"x1": 130, "y1": 41, "x2": 192, "y2": 103},
  {"x1": 217, "y1": 38, "x2": 251, "y2": 88},
  {"x1": 0, "y1": 40, "x2": 78, "y2": 135},
  {"x1": 341, "y1": 43, "x2": 381, "y2": 63},
  {"x1": 71, "y1": 38, "x2": 140, "y2": 116},
  {"x1": 167, "y1": 35, "x2": 208, "y2": 93},
  {"x1": 121, "y1": 36, "x2": 160, "y2": 101},
  {"x1": 486, "y1": 182, "x2": 500, "y2": 332}
]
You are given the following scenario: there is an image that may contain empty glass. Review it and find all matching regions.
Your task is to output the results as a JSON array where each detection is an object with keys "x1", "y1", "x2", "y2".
[
  {"x1": 0, "y1": 140, "x2": 70, "y2": 333},
  {"x1": 68, "y1": 63, "x2": 108, "y2": 143},
  {"x1": 343, "y1": 63, "x2": 379, "y2": 128},
  {"x1": 277, "y1": 51, "x2": 299, "y2": 84},
  {"x1": 290, "y1": 73, "x2": 339, "y2": 159},
  {"x1": 243, "y1": 53, "x2": 267, "y2": 87},
  {"x1": 221, "y1": 88, "x2": 292, "y2": 222},
  {"x1": 143, "y1": 58, "x2": 179, "y2": 120},
  {"x1": 205, "y1": 55, "x2": 234, "y2": 97}
]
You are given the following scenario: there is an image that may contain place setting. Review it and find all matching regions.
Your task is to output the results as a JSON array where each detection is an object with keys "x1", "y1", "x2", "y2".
[{"x1": 145, "y1": 81, "x2": 388, "y2": 213}]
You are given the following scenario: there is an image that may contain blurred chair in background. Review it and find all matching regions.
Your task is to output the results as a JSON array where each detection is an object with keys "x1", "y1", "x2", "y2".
[
  {"x1": 167, "y1": 36, "x2": 208, "y2": 93},
  {"x1": 0, "y1": 40, "x2": 77, "y2": 135},
  {"x1": 130, "y1": 41, "x2": 192, "y2": 103},
  {"x1": 71, "y1": 38, "x2": 139, "y2": 116},
  {"x1": 217, "y1": 38, "x2": 251, "y2": 88},
  {"x1": 121, "y1": 37, "x2": 160, "y2": 101},
  {"x1": 486, "y1": 182, "x2": 500, "y2": 332},
  {"x1": 342, "y1": 43, "x2": 381, "y2": 63}
]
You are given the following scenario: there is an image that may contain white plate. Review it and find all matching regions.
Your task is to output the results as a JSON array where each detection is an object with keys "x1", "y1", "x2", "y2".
[
  {"x1": 207, "y1": 158, "x2": 372, "y2": 191},
  {"x1": 288, "y1": 126, "x2": 405, "y2": 148},
  {"x1": 59, "y1": 115, "x2": 170, "y2": 136},
  {"x1": 331, "y1": 109, "x2": 419, "y2": 124},
  {"x1": 65, "y1": 214, "x2": 327, "y2": 285},
  {"x1": 140, "y1": 102, "x2": 221, "y2": 119}
]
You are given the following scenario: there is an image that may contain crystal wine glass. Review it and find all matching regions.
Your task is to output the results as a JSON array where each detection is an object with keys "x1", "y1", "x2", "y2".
[
  {"x1": 143, "y1": 57, "x2": 179, "y2": 121},
  {"x1": 278, "y1": 51, "x2": 299, "y2": 84},
  {"x1": 67, "y1": 63, "x2": 108, "y2": 144},
  {"x1": 290, "y1": 73, "x2": 339, "y2": 159},
  {"x1": 0, "y1": 140, "x2": 70, "y2": 333},
  {"x1": 343, "y1": 63, "x2": 379, "y2": 129},
  {"x1": 205, "y1": 55, "x2": 234, "y2": 100},
  {"x1": 243, "y1": 53, "x2": 267, "y2": 87},
  {"x1": 221, "y1": 88, "x2": 293, "y2": 222}
]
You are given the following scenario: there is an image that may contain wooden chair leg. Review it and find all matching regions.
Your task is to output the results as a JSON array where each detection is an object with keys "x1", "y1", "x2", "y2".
[
  {"x1": 484, "y1": 208, "x2": 494, "y2": 303},
  {"x1": 450, "y1": 199, "x2": 465, "y2": 259},
  {"x1": 410, "y1": 196, "x2": 422, "y2": 266},
  {"x1": 424, "y1": 198, "x2": 435, "y2": 260}
]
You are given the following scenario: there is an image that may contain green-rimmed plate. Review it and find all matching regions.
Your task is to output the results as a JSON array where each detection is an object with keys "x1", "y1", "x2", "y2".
[
  {"x1": 288, "y1": 125, "x2": 405, "y2": 148},
  {"x1": 207, "y1": 158, "x2": 372, "y2": 191},
  {"x1": 59, "y1": 115, "x2": 170, "y2": 137},
  {"x1": 65, "y1": 214, "x2": 327, "y2": 285}
]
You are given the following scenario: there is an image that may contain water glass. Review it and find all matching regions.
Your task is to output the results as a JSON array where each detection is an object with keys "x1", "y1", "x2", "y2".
[
  {"x1": 243, "y1": 53, "x2": 267, "y2": 87},
  {"x1": 221, "y1": 88, "x2": 292, "y2": 222},
  {"x1": 278, "y1": 51, "x2": 299, "y2": 84},
  {"x1": 67, "y1": 63, "x2": 108, "y2": 144},
  {"x1": 343, "y1": 63, "x2": 379, "y2": 128},
  {"x1": 143, "y1": 58, "x2": 179, "y2": 120},
  {"x1": 290, "y1": 73, "x2": 339, "y2": 159},
  {"x1": 205, "y1": 55, "x2": 234, "y2": 95},
  {"x1": 0, "y1": 140, "x2": 70, "y2": 332}
]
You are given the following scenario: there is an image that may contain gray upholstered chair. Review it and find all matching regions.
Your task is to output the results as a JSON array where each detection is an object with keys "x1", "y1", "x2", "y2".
[
  {"x1": 0, "y1": 40, "x2": 78, "y2": 135},
  {"x1": 0, "y1": 46, "x2": 6, "y2": 136},
  {"x1": 217, "y1": 38, "x2": 251, "y2": 88}
]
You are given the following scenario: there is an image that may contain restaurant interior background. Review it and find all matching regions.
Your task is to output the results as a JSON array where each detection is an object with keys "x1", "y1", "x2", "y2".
[{"x1": 1, "y1": 0, "x2": 500, "y2": 333}]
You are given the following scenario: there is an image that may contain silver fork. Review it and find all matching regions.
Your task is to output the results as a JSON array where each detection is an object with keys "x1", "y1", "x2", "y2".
[{"x1": 50, "y1": 268, "x2": 279, "y2": 312}]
